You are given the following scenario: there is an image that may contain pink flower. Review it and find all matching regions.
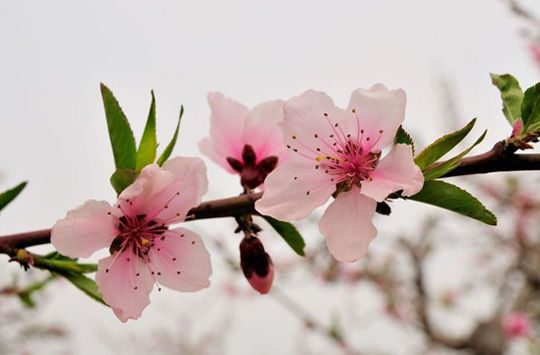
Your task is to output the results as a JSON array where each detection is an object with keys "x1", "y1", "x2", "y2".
[
  {"x1": 51, "y1": 157, "x2": 212, "y2": 322},
  {"x1": 503, "y1": 312, "x2": 531, "y2": 339},
  {"x1": 529, "y1": 41, "x2": 540, "y2": 69},
  {"x1": 256, "y1": 85, "x2": 424, "y2": 262},
  {"x1": 199, "y1": 92, "x2": 288, "y2": 189}
]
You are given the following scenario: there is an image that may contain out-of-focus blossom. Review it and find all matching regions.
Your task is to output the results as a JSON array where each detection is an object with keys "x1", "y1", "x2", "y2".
[
  {"x1": 256, "y1": 85, "x2": 424, "y2": 262},
  {"x1": 52, "y1": 157, "x2": 212, "y2": 322},
  {"x1": 239, "y1": 236, "x2": 274, "y2": 294},
  {"x1": 199, "y1": 92, "x2": 288, "y2": 189},
  {"x1": 529, "y1": 41, "x2": 540, "y2": 69},
  {"x1": 503, "y1": 312, "x2": 531, "y2": 339}
]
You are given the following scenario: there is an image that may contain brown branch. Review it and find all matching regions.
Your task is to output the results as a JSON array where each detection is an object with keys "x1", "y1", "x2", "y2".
[
  {"x1": 0, "y1": 229, "x2": 52, "y2": 257},
  {"x1": 1, "y1": 142, "x2": 539, "y2": 255},
  {"x1": 433, "y1": 142, "x2": 540, "y2": 178},
  {"x1": 400, "y1": 238, "x2": 468, "y2": 350}
]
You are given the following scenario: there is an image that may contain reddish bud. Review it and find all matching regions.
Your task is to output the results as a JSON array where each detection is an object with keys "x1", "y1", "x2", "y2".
[
  {"x1": 239, "y1": 237, "x2": 274, "y2": 294},
  {"x1": 503, "y1": 312, "x2": 531, "y2": 339},
  {"x1": 511, "y1": 119, "x2": 523, "y2": 138}
]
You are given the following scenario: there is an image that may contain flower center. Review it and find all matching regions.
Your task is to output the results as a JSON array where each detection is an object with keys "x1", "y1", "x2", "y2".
[
  {"x1": 109, "y1": 215, "x2": 168, "y2": 257},
  {"x1": 285, "y1": 110, "x2": 385, "y2": 195},
  {"x1": 316, "y1": 140, "x2": 381, "y2": 190}
]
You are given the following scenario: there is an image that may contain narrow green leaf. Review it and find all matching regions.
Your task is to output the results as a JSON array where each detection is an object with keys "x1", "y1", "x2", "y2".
[
  {"x1": 0, "y1": 181, "x2": 27, "y2": 212},
  {"x1": 490, "y1": 73, "x2": 523, "y2": 125},
  {"x1": 34, "y1": 255, "x2": 98, "y2": 274},
  {"x1": 17, "y1": 275, "x2": 57, "y2": 308},
  {"x1": 110, "y1": 169, "x2": 138, "y2": 195},
  {"x1": 54, "y1": 271, "x2": 107, "y2": 305},
  {"x1": 156, "y1": 106, "x2": 183, "y2": 166},
  {"x1": 135, "y1": 90, "x2": 158, "y2": 171},
  {"x1": 409, "y1": 180, "x2": 497, "y2": 225},
  {"x1": 100, "y1": 83, "x2": 137, "y2": 170},
  {"x1": 422, "y1": 130, "x2": 487, "y2": 180},
  {"x1": 263, "y1": 215, "x2": 305, "y2": 256},
  {"x1": 521, "y1": 82, "x2": 540, "y2": 132},
  {"x1": 414, "y1": 119, "x2": 476, "y2": 169},
  {"x1": 393, "y1": 126, "x2": 415, "y2": 154}
]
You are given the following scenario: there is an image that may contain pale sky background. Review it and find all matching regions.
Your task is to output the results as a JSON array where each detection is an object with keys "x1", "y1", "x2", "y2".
[{"x1": 1, "y1": 0, "x2": 539, "y2": 354}]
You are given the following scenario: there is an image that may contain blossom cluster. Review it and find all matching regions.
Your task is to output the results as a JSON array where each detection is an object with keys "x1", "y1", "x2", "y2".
[{"x1": 51, "y1": 84, "x2": 423, "y2": 321}]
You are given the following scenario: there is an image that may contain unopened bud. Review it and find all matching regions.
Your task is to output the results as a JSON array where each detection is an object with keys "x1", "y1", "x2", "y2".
[
  {"x1": 503, "y1": 312, "x2": 531, "y2": 339},
  {"x1": 511, "y1": 119, "x2": 523, "y2": 138},
  {"x1": 239, "y1": 237, "x2": 274, "y2": 294}
]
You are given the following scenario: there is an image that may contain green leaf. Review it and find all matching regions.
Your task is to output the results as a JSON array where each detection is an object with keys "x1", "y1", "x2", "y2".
[
  {"x1": 393, "y1": 126, "x2": 415, "y2": 154},
  {"x1": 263, "y1": 216, "x2": 305, "y2": 256},
  {"x1": 414, "y1": 119, "x2": 476, "y2": 170},
  {"x1": 156, "y1": 106, "x2": 183, "y2": 166},
  {"x1": 54, "y1": 270, "x2": 107, "y2": 305},
  {"x1": 490, "y1": 73, "x2": 523, "y2": 125},
  {"x1": 521, "y1": 82, "x2": 540, "y2": 132},
  {"x1": 110, "y1": 169, "x2": 138, "y2": 195},
  {"x1": 135, "y1": 91, "x2": 158, "y2": 171},
  {"x1": 34, "y1": 253, "x2": 98, "y2": 274},
  {"x1": 408, "y1": 180, "x2": 497, "y2": 225},
  {"x1": 100, "y1": 83, "x2": 137, "y2": 170},
  {"x1": 422, "y1": 130, "x2": 487, "y2": 180},
  {"x1": 17, "y1": 275, "x2": 57, "y2": 308},
  {"x1": 0, "y1": 181, "x2": 27, "y2": 212}
]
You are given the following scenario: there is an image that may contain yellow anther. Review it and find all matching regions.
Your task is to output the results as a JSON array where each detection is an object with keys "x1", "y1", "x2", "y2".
[
  {"x1": 141, "y1": 238, "x2": 150, "y2": 246},
  {"x1": 316, "y1": 155, "x2": 345, "y2": 163}
]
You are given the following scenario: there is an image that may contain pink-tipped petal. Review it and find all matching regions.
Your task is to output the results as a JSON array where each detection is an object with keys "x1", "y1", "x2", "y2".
[
  {"x1": 118, "y1": 158, "x2": 208, "y2": 224},
  {"x1": 347, "y1": 84, "x2": 406, "y2": 151},
  {"x1": 198, "y1": 137, "x2": 237, "y2": 173},
  {"x1": 360, "y1": 144, "x2": 424, "y2": 202},
  {"x1": 205, "y1": 92, "x2": 249, "y2": 160},
  {"x1": 319, "y1": 190, "x2": 377, "y2": 262},
  {"x1": 148, "y1": 228, "x2": 211, "y2": 292},
  {"x1": 95, "y1": 250, "x2": 154, "y2": 322},
  {"x1": 118, "y1": 164, "x2": 175, "y2": 215},
  {"x1": 51, "y1": 200, "x2": 117, "y2": 258},
  {"x1": 242, "y1": 100, "x2": 287, "y2": 163},
  {"x1": 157, "y1": 157, "x2": 208, "y2": 222},
  {"x1": 281, "y1": 90, "x2": 349, "y2": 158},
  {"x1": 255, "y1": 158, "x2": 335, "y2": 221}
]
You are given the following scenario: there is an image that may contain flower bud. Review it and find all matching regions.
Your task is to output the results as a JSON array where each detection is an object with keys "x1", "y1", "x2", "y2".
[
  {"x1": 239, "y1": 237, "x2": 274, "y2": 294},
  {"x1": 511, "y1": 119, "x2": 523, "y2": 138},
  {"x1": 503, "y1": 312, "x2": 531, "y2": 339}
]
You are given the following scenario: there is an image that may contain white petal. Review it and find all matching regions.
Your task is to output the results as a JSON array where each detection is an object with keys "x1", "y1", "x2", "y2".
[
  {"x1": 319, "y1": 190, "x2": 378, "y2": 262},
  {"x1": 118, "y1": 157, "x2": 208, "y2": 223},
  {"x1": 148, "y1": 228, "x2": 212, "y2": 292},
  {"x1": 361, "y1": 144, "x2": 424, "y2": 202},
  {"x1": 282, "y1": 90, "x2": 350, "y2": 160},
  {"x1": 205, "y1": 92, "x2": 248, "y2": 160},
  {"x1": 347, "y1": 84, "x2": 406, "y2": 151},
  {"x1": 51, "y1": 200, "x2": 116, "y2": 258},
  {"x1": 255, "y1": 158, "x2": 335, "y2": 221},
  {"x1": 198, "y1": 137, "x2": 237, "y2": 174},
  {"x1": 95, "y1": 250, "x2": 154, "y2": 322},
  {"x1": 242, "y1": 100, "x2": 288, "y2": 162}
]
